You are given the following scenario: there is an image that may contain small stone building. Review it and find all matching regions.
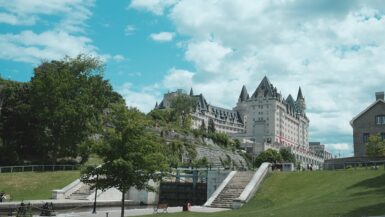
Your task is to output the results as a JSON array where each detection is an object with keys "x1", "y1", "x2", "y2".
[{"x1": 350, "y1": 92, "x2": 385, "y2": 157}]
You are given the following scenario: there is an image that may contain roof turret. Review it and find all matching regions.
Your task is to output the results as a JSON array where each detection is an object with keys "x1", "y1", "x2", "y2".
[
  {"x1": 238, "y1": 85, "x2": 249, "y2": 102},
  {"x1": 251, "y1": 76, "x2": 275, "y2": 98},
  {"x1": 296, "y1": 87, "x2": 304, "y2": 101}
]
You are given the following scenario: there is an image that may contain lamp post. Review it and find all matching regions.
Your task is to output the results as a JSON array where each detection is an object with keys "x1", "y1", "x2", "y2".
[{"x1": 92, "y1": 173, "x2": 99, "y2": 214}]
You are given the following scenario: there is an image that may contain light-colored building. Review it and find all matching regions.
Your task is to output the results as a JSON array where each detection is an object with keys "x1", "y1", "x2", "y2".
[
  {"x1": 233, "y1": 76, "x2": 308, "y2": 147},
  {"x1": 156, "y1": 89, "x2": 244, "y2": 134},
  {"x1": 350, "y1": 92, "x2": 385, "y2": 157},
  {"x1": 309, "y1": 142, "x2": 333, "y2": 160},
  {"x1": 156, "y1": 76, "x2": 327, "y2": 166},
  {"x1": 233, "y1": 77, "x2": 323, "y2": 166}
]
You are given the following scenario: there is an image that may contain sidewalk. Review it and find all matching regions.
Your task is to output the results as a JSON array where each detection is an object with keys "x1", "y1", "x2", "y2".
[
  {"x1": 0, "y1": 199, "x2": 137, "y2": 209},
  {"x1": 0, "y1": 200, "x2": 229, "y2": 217},
  {"x1": 56, "y1": 206, "x2": 229, "y2": 217}
]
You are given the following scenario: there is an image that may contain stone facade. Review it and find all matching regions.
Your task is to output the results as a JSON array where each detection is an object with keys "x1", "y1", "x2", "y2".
[
  {"x1": 233, "y1": 77, "x2": 323, "y2": 166},
  {"x1": 350, "y1": 92, "x2": 385, "y2": 157},
  {"x1": 233, "y1": 76, "x2": 309, "y2": 147},
  {"x1": 156, "y1": 76, "x2": 327, "y2": 166},
  {"x1": 309, "y1": 142, "x2": 333, "y2": 160},
  {"x1": 157, "y1": 89, "x2": 244, "y2": 134}
]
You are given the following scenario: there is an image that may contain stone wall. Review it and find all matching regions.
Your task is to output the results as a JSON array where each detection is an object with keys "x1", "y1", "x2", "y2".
[
  {"x1": 352, "y1": 101, "x2": 385, "y2": 157},
  {"x1": 196, "y1": 139, "x2": 248, "y2": 168}
]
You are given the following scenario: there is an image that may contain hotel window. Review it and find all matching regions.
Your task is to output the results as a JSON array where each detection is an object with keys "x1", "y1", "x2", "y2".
[
  {"x1": 363, "y1": 133, "x2": 369, "y2": 143},
  {"x1": 375, "y1": 115, "x2": 385, "y2": 125}
]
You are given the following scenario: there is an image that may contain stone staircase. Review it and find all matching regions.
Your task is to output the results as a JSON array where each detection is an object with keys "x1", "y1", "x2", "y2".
[
  {"x1": 210, "y1": 171, "x2": 254, "y2": 208},
  {"x1": 67, "y1": 184, "x2": 94, "y2": 200}
]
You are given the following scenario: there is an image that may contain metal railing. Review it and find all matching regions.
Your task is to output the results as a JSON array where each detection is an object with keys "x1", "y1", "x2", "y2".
[
  {"x1": 322, "y1": 160, "x2": 385, "y2": 170},
  {"x1": 0, "y1": 164, "x2": 80, "y2": 173}
]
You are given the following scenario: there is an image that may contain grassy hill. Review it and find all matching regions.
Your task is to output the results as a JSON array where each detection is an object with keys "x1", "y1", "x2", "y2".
[
  {"x1": 156, "y1": 169, "x2": 385, "y2": 217},
  {"x1": 0, "y1": 171, "x2": 79, "y2": 201}
]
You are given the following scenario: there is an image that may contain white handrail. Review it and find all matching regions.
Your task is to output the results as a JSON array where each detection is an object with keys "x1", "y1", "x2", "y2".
[
  {"x1": 204, "y1": 171, "x2": 237, "y2": 207},
  {"x1": 233, "y1": 162, "x2": 270, "y2": 209}
]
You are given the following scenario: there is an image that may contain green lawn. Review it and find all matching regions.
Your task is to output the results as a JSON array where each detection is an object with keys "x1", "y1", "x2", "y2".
[
  {"x1": 153, "y1": 169, "x2": 385, "y2": 217},
  {"x1": 0, "y1": 171, "x2": 79, "y2": 201}
]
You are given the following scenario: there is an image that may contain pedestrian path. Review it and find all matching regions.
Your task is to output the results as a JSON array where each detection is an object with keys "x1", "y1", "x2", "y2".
[
  {"x1": 0, "y1": 199, "x2": 229, "y2": 217},
  {"x1": 56, "y1": 206, "x2": 229, "y2": 217}
]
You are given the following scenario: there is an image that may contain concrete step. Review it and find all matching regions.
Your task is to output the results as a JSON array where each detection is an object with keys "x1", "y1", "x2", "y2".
[
  {"x1": 209, "y1": 171, "x2": 254, "y2": 208},
  {"x1": 68, "y1": 184, "x2": 94, "y2": 200}
]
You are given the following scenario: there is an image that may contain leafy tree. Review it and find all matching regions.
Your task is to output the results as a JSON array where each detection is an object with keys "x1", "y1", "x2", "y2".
[
  {"x1": 193, "y1": 156, "x2": 209, "y2": 168},
  {"x1": 167, "y1": 141, "x2": 184, "y2": 167},
  {"x1": 365, "y1": 134, "x2": 385, "y2": 157},
  {"x1": 234, "y1": 139, "x2": 241, "y2": 149},
  {"x1": 200, "y1": 120, "x2": 206, "y2": 132},
  {"x1": 254, "y1": 149, "x2": 282, "y2": 167},
  {"x1": 29, "y1": 55, "x2": 122, "y2": 163},
  {"x1": 0, "y1": 80, "x2": 35, "y2": 164},
  {"x1": 81, "y1": 103, "x2": 168, "y2": 217},
  {"x1": 182, "y1": 114, "x2": 192, "y2": 129},
  {"x1": 280, "y1": 148, "x2": 296, "y2": 163},
  {"x1": 147, "y1": 109, "x2": 172, "y2": 125},
  {"x1": 170, "y1": 94, "x2": 197, "y2": 128},
  {"x1": 208, "y1": 118, "x2": 216, "y2": 133}
]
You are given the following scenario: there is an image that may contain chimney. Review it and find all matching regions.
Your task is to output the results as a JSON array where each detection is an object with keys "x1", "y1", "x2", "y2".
[{"x1": 375, "y1": 92, "x2": 384, "y2": 101}]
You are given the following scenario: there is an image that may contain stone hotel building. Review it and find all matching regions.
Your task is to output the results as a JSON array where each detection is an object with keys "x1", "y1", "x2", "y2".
[{"x1": 156, "y1": 76, "x2": 326, "y2": 166}]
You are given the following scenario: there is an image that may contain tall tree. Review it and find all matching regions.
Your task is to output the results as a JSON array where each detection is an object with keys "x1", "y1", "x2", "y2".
[
  {"x1": 170, "y1": 94, "x2": 197, "y2": 128},
  {"x1": 208, "y1": 118, "x2": 216, "y2": 133},
  {"x1": 81, "y1": 103, "x2": 168, "y2": 217},
  {"x1": 200, "y1": 120, "x2": 206, "y2": 132},
  {"x1": 29, "y1": 55, "x2": 122, "y2": 163},
  {"x1": 254, "y1": 149, "x2": 282, "y2": 167},
  {"x1": 0, "y1": 80, "x2": 34, "y2": 164},
  {"x1": 366, "y1": 134, "x2": 385, "y2": 157},
  {"x1": 280, "y1": 148, "x2": 296, "y2": 163}
]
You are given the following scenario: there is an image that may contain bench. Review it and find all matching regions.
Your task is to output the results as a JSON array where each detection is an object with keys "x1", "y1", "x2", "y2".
[
  {"x1": 0, "y1": 194, "x2": 11, "y2": 202},
  {"x1": 153, "y1": 203, "x2": 168, "y2": 214}
]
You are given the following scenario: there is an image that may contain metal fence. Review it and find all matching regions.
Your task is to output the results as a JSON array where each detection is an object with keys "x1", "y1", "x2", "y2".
[
  {"x1": 322, "y1": 160, "x2": 385, "y2": 170},
  {"x1": 0, "y1": 164, "x2": 80, "y2": 173}
]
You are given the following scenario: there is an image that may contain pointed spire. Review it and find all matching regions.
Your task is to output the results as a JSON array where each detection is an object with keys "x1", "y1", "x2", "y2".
[
  {"x1": 238, "y1": 85, "x2": 249, "y2": 102},
  {"x1": 296, "y1": 87, "x2": 304, "y2": 101},
  {"x1": 296, "y1": 86, "x2": 306, "y2": 114},
  {"x1": 189, "y1": 87, "x2": 194, "y2": 96},
  {"x1": 286, "y1": 94, "x2": 295, "y2": 107},
  {"x1": 155, "y1": 101, "x2": 159, "y2": 109},
  {"x1": 252, "y1": 76, "x2": 275, "y2": 98}
]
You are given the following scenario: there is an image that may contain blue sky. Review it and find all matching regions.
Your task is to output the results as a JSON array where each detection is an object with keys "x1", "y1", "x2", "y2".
[{"x1": 1, "y1": 0, "x2": 385, "y2": 157}]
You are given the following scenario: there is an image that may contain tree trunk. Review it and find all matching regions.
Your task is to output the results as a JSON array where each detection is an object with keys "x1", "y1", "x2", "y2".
[{"x1": 121, "y1": 190, "x2": 125, "y2": 217}]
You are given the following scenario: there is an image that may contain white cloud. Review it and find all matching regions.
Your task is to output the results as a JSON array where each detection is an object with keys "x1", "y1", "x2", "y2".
[
  {"x1": 112, "y1": 54, "x2": 125, "y2": 62},
  {"x1": 163, "y1": 68, "x2": 194, "y2": 89},
  {"x1": 0, "y1": 0, "x2": 95, "y2": 33},
  {"x1": 327, "y1": 143, "x2": 351, "y2": 151},
  {"x1": 0, "y1": 0, "x2": 122, "y2": 64},
  {"x1": 130, "y1": 0, "x2": 385, "y2": 152},
  {"x1": 185, "y1": 41, "x2": 232, "y2": 73},
  {"x1": 324, "y1": 143, "x2": 353, "y2": 157},
  {"x1": 118, "y1": 83, "x2": 160, "y2": 113},
  {"x1": 0, "y1": 30, "x2": 96, "y2": 63},
  {"x1": 129, "y1": 0, "x2": 179, "y2": 15},
  {"x1": 150, "y1": 32, "x2": 175, "y2": 42},
  {"x1": 125, "y1": 25, "x2": 136, "y2": 36},
  {"x1": 0, "y1": 12, "x2": 36, "y2": 25}
]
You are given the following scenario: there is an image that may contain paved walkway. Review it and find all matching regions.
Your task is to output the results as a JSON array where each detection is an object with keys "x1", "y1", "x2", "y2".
[
  {"x1": 0, "y1": 200, "x2": 229, "y2": 217},
  {"x1": 56, "y1": 206, "x2": 229, "y2": 217}
]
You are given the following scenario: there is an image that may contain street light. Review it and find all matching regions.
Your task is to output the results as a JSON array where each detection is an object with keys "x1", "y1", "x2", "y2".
[{"x1": 92, "y1": 166, "x2": 100, "y2": 214}]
